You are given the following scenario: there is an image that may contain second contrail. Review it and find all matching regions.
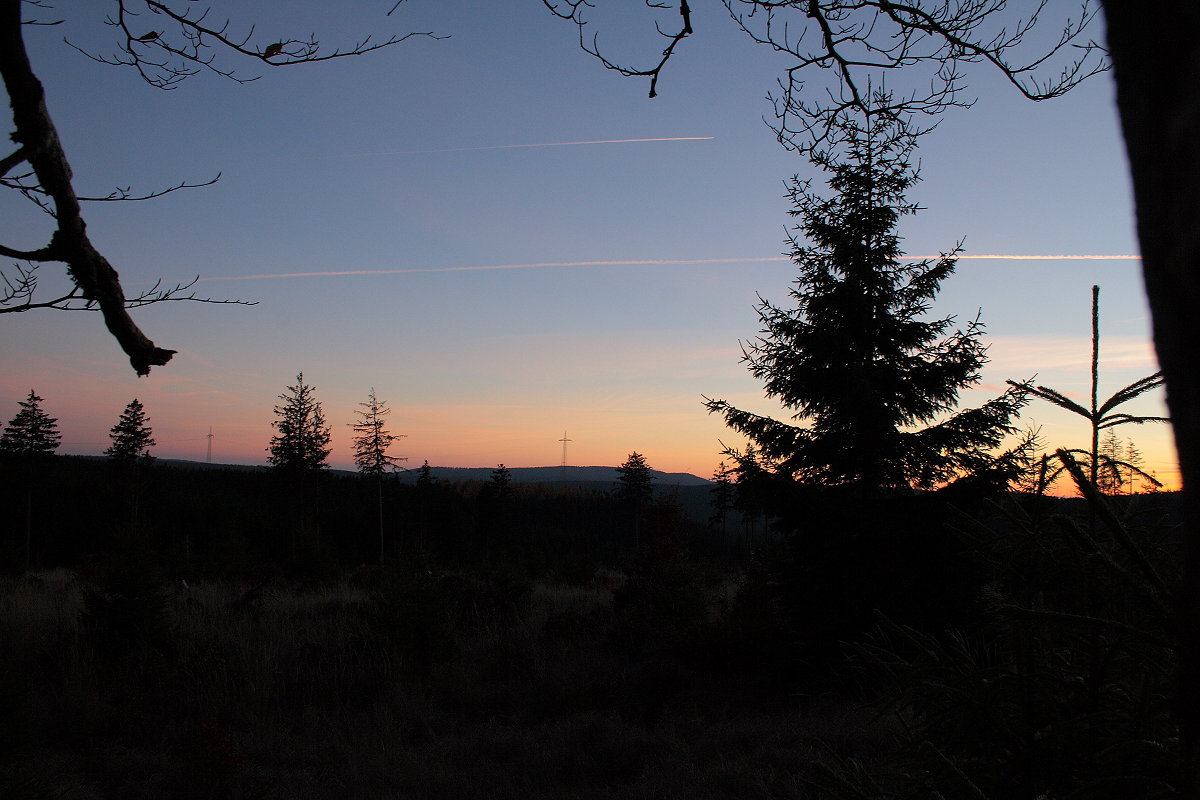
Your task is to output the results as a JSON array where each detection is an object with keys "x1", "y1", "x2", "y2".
[{"x1": 348, "y1": 137, "x2": 715, "y2": 156}]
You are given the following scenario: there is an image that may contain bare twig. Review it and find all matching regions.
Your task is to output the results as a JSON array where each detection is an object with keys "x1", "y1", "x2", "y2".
[
  {"x1": 1, "y1": 262, "x2": 256, "y2": 314},
  {"x1": 65, "y1": 0, "x2": 445, "y2": 89},
  {"x1": 543, "y1": 0, "x2": 693, "y2": 98},
  {"x1": 2, "y1": 0, "x2": 436, "y2": 373},
  {"x1": 545, "y1": 0, "x2": 1108, "y2": 152}
]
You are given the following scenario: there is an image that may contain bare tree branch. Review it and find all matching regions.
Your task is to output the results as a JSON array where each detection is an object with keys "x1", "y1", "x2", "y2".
[
  {"x1": 17, "y1": 0, "x2": 59, "y2": 27},
  {"x1": 543, "y1": 0, "x2": 693, "y2": 98},
  {"x1": 0, "y1": 145, "x2": 27, "y2": 176},
  {"x1": 1, "y1": 171, "x2": 222, "y2": 203},
  {"x1": 65, "y1": 0, "x2": 446, "y2": 90},
  {"x1": 544, "y1": 0, "x2": 1108, "y2": 151},
  {"x1": 1, "y1": 261, "x2": 255, "y2": 313},
  {"x1": 1, "y1": 0, "x2": 439, "y2": 374},
  {"x1": 2, "y1": 0, "x2": 178, "y2": 373},
  {"x1": 0, "y1": 242, "x2": 57, "y2": 261}
]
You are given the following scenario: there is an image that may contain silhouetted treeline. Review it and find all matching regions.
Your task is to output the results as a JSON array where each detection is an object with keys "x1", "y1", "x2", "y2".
[{"x1": 0, "y1": 454, "x2": 733, "y2": 578}]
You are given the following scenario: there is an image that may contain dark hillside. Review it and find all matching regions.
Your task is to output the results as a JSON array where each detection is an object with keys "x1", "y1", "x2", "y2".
[
  {"x1": 0, "y1": 455, "x2": 729, "y2": 576},
  {"x1": 0, "y1": 450, "x2": 1183, "y2": 797}
]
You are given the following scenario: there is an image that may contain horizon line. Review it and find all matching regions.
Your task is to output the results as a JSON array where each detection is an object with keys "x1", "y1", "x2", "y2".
[{"x1": 47, "y1": 451, "x2": 1181, "y2": 490}]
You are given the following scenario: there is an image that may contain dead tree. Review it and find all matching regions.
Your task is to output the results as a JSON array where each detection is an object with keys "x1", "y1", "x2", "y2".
[
  {"x1": 1104, "y1": 2, "x2": 1200, "y2": 786},
  {"x1": 0, "y1": 0, "x2": 439, "y2": 374}
]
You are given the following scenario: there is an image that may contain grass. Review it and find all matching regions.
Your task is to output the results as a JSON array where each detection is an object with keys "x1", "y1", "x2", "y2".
[{"x1": 0, "y1": 565, "x2": 888, "y2": 799}]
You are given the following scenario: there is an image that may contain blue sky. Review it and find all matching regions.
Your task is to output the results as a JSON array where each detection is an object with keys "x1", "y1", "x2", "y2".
[{"x1": 0, "y1": 1, "x2": 1175, "y2": 487}]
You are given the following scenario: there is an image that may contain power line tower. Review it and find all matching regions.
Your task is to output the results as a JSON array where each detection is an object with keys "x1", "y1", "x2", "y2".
[
  {"x1": 205, "y1": 426, "x2": 213, "y2": 463},
  {"x1": 559, "y1": 430, "x2": 572, "y2": 481}
]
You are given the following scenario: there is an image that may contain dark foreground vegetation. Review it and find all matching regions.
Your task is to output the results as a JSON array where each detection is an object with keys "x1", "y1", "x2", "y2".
[
  {"x1": 0, "y1": 454, "x2": 1186, "y2": 798},
  {"x1": 1, "y1": 565, "x2": 893, "y2": 799}
]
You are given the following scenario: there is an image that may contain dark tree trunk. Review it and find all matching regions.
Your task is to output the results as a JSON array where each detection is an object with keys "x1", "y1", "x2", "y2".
[{"x1": 1103, "y1": 2, "x2": 1200, "y2": 786}]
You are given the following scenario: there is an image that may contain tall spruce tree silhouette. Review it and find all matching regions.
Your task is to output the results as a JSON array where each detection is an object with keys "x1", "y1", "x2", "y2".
[
  {"x1": 105, "y1": 399, "x2": 156, "y2": 463},
  {"x1": 105, "y1": 398, "x2": 157, "y2": 537},
  {"x1": 705, "y1": 111, "x2": 1029, "y2": 497},
  {"x1": 268, "y1": 373, "x2": 332, "y2": 564},
  {"x1": 0, "y1": 390, "x2": 61, "y2": 455},
  {"x1": 704, "y1": 110, "x2": 1033, "y2": 653},
  {"x1": 351, "y1": 388, "x2": 404, "y2": 564},
  {"x1": 268, "y1": 373, "x2": 331, "y2": 473},
  {"x1": 1, "y1": 390, "x2": 60, "y2": 572},
  {"x1": 616, "y1": 452, "x2": 655, "y2": 547}
]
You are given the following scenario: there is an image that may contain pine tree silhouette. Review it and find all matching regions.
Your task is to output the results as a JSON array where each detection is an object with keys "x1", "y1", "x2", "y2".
[
  {"x1": 705, "y1": 112, "x2": 1028, "y2": 496},
  {"x1": 0, "y1": 390, "x2": 61, "y2": 455},
  {"x1": 105, "y1": 398, "x2": 156, "y2": 463},
  {"x1": 267, "y1": 373, "x2": 331, "y2": 472}
]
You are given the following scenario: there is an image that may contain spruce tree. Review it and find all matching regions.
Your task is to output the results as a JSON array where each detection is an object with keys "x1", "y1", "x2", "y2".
[
  {"x1": 1125, "y1": 441, "x2": 1153, "y2": 494},
  {"x1": 105, "y1": 398, "x2": 156, "y2": 463},
  {"x1": 489, "y1": 464, "x2": 513, "y2": 493},
  {"x1": 2, "y1": 390, "x2": 60, "y2": 572},
  {"x1": 705, "y1": 114, "x2": 1028, "y2": 496},
  {"x1": 1097, "y1": 429, "x2": 1125, "y2": 495},
  {"x1": 709, "y1": 461, "x2": 735, "y2": 534},
  {"x1": 267, "y1": 373, "x2": 331, "y2": 472},
  {"x1": 616, "y1": 451, "x2": 655, "y2": 546},
  {"x1": 1015, "y1": 285, "x2": 1167, "y2": 495},
  {"x1": 478, "y1": 464, "x2": 517, "y2": 553},
  {"x1": 0, "y1": 390, "x2": 61, "y2": 455},
  {"x1": 351, "y1": 388, "x2": 403, "y2": 475},
  {"x1": 616, "y1": 452, "x2": 655, "y2": 506},
  {"x1": 351, "y1": 388, "x2": 404, "y2": 564}
]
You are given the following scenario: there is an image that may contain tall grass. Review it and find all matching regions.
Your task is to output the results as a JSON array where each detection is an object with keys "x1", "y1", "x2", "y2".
[
  {"x1": 810, "y1": 481, "x2": 1182, "y2": 798},
  {"x1": 1, "y1": 563, "x2": 885, "y2": 799}
]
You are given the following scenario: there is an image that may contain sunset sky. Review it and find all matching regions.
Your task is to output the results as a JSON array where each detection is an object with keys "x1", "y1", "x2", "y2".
[{"x1": 0, "y1": 2, "x2": 1177, "y2": 489}]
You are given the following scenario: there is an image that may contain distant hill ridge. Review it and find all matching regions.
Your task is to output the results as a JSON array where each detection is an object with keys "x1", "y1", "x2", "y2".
[
  {"x1": 153, "y1": 459, "x2": 710, "y2": 486},
  {"x1": 396, "y1": 465, "x2": 711, "y2": 486}
]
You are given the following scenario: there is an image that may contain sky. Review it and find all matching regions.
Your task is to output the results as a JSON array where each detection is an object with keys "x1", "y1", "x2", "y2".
[{"x1": 0, "y1": 1, "x2": 1178, "y2": 489}]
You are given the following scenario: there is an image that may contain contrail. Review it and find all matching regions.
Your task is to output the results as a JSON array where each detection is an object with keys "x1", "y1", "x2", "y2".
[
  {"x1": 198, "y1": 254, "x2": 1141, "y2": 282},
  {"x1": 347, "y1": 137, "x2": 715, "y2": 155},
  {"x1": 200, "y1": 257, "x2": 780, "y2": 282},
  {"x1": 951, "y1": 254, "x2": 1140, "y2": 260}
]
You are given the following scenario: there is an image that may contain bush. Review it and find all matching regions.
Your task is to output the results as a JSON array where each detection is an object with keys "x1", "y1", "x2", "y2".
[
  {"x1": 812, "y1": 490, "x2": 1182, "y2": 798},
  {"x1": 79, "y1": 552, "x2": 172, "y2": 664}
]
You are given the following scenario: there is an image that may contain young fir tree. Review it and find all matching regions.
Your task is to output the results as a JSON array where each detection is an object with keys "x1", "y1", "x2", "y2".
[
  {"x1": 351, "y1": 388, "x2": 404, "y2": 475},
  {"x1": 709, "y1": 461, "x2": 736, "y2": 534},
  {"x1": 616, "y1": 451, "x2": 655, "y2": 546},
  {"x1": 1097, "y1": 429, "x2": 1126, "y2": 495},
  {"x1": 0, "y1": 390, "x2": 61, "y2": 455},
  {"x1": 416, "y1": 460, "x2": 434, "y2": 487},
  {"x1": 1014, "y1": 285, "x2": 1166, "y2": 496},
  {"x1": 489, "y1": 464, "x2": 513, "y2": 493},
  {"x1": 616, "y1": 452, "x2": 655, "y2": 506},
  {"x1": 267, "y1": 372, "x2": 331, "y2": 472},
  {"x1": 1125, "y1": 440, "x2": 1155, "y2": 493},
  {"x1": 477, "y1": 464, "x2": 517, "y2": 551},
  {"x1": 104, "y1": 398, "x2": 156, "y2": 463},
  {"x1": 705, "y1": 113, "x2": 1028, "y2": 497},
  {"x1": 351, "y1": 388, "x2": 404, "y2": 563},
  {"x1": 2, "y1": 390, "x2": 61, "y2": 572}
]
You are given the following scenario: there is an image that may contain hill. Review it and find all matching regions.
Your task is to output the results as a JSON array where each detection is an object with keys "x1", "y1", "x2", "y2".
[
  {"x1": 393, "y1": 464, "x2": 711, "y2": 487},
  {"x1": 154, "y1": 460, "x2": 710, "y2": 486}
]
